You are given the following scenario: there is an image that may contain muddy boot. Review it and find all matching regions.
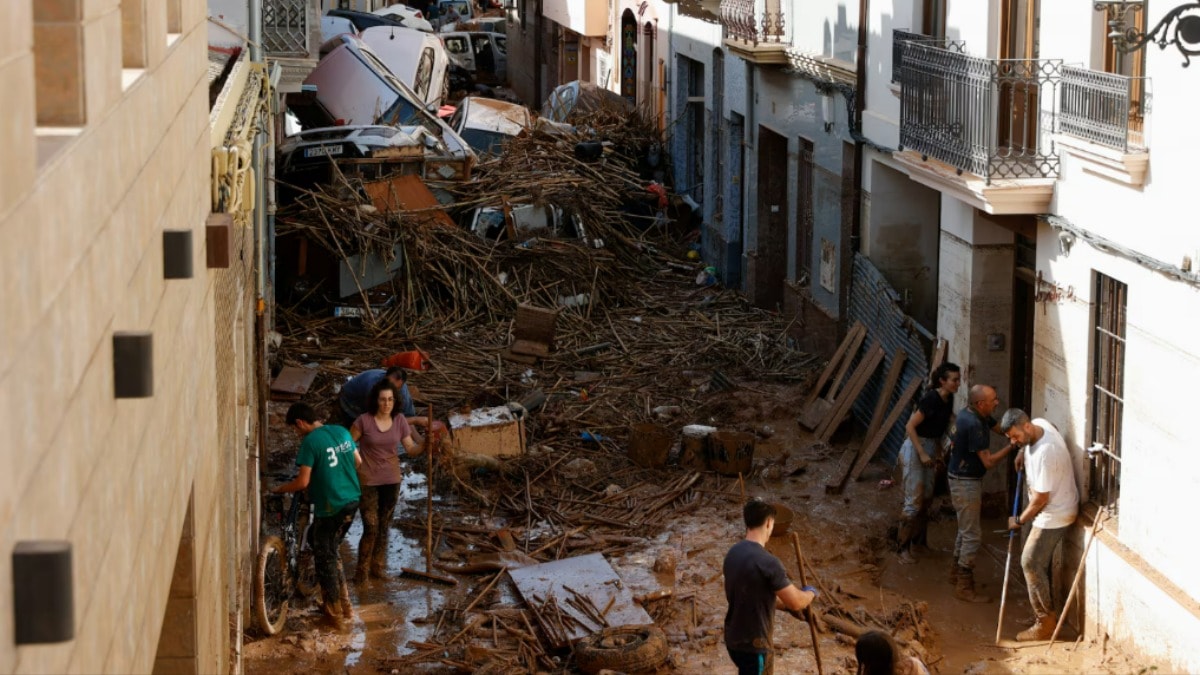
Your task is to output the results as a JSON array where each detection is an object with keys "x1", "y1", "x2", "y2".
[
  {"x1": 897, "y1": 517, "x2": 917, "y2": 564},
  {"x1": 353, "y1": 560, "x2": 370, "y2": 584},
  {"x1": 1016, "y1": 614, "x2": 1057, "y2": 641},
  {"x1": 953, "y1": 566, "x2": 991, "y2": 603},
  {"x1": 339, "y1": 581, "x2": 354, "y2": 621},
  {"x1": 321, "y1": 599, "x2": 345, "y2": 629},
  {"x1": 911, "y1": 511, "x2": 930, "y2": 552},
  {"x1": 948, "y1": 557, "x2": 960, "y2": 584}
]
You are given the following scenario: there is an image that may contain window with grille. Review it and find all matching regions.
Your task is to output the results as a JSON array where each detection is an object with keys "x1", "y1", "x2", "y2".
[{"x1": 1090, "y1": 272, "x2": 1127, "y2": 515}]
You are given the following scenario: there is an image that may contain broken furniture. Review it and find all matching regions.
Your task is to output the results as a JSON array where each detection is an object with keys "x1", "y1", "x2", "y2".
[{"x1": 502, "y1": 304, "x2": 559, "y2": 365}]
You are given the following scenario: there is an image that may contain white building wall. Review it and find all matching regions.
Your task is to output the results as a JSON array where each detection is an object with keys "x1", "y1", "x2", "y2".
[{"x1": 1030, "y1": 1, "x2": 1200, "y2": 670}]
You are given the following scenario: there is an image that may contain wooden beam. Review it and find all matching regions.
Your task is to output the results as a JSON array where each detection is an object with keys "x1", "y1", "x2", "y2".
[
  {"x1": 850, "y1": 377, "x2": 922, "y2": 483},
  {"x1": 826, "y1": 324, "x2": 867, "y2": 402},
  {"x1": 864, "y1": 350, "x2": 908, "y2": 444},
  {"x1": 816, "y1": 344, "x2": 884, "y2": 442},
  {"x1": 802, "y1": 321, "x2": 865, "y2": 410}
]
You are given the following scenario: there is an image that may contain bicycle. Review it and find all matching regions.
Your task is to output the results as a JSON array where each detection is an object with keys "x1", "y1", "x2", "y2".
[{"x1": 253, "y1": 488, "x2": 318, "y2": 636}]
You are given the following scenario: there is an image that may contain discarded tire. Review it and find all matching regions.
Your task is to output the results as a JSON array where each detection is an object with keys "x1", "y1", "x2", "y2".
[{"x1": 574, "y1": 625, "x2": 669, "y2": 674}]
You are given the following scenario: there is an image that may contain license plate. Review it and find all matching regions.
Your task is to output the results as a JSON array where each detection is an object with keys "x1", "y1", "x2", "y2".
[{"x1": 304, "y1": 145, "x2": 344, "y2": 158}]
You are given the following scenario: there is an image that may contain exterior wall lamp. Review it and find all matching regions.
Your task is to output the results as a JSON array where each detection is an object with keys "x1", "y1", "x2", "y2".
[{"x1": 1094, "y1": 1, "x2": 1200, "y2": 65}]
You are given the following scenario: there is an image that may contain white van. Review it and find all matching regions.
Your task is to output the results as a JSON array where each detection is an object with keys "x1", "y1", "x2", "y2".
[
  {"x1": 442, "y1": 31, "x2": 507, "y2": 85},
  {"x1": 358, "y1": 25, "x2": 449, "y2": 109}
]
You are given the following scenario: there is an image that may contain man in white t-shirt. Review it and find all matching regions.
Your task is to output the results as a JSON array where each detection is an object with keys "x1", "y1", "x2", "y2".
[{"x1": 1001, "y1": 409, "x2": 1079, "y2": 641}]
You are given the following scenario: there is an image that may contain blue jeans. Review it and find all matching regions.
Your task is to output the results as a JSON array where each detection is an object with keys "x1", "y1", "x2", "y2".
[
  {"x1": 949, "y1": 477, "x2": 983, "y2": 568},
  {"x1": 900, "y1": 438, "x2": 937, "y2": 518},
  {"x1": 1022, "y1": 525, "x2": 1070, "y2": 619}
]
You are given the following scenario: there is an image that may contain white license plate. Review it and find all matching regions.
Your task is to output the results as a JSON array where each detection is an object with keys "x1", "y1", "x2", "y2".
[{"x1": 304, "y1": 145, "x2": 344, "y2": 158}]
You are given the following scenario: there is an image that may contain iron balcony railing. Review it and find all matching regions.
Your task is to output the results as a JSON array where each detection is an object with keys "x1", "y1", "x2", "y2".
[
  {"x1": 720, "y1": 0, "x2": 789, "y2": 46},
  {"x1": 898, "y1": 41, "x2": 1063, "y2": 183},
  {"x1": 891, "y1": 29, "x2": 965, "y2": 83},
  {"x1": 1060, "y1": 66, "x2": 1149, "y2": 152},
  {"x1": 263, "y1": 0, "x2": 310, "y2": 57}
]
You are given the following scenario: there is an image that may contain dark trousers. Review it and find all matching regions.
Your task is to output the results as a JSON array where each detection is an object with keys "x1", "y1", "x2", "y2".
[
  {"x1": 728, "y1": 648, "x2": 773, "y2": 675},
  {"x1": 357, "y1": 483, "x2": 401, "y2": 572},
  {"x1": 311, "y1": 502, "x2": 358, "y2": 603}
]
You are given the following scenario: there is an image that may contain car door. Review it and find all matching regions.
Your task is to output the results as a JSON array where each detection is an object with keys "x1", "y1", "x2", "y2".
[
  {"x1": 492, "y1": 34, "x2": 507, "y2": 81},
  {"x1": 443, "y1": 33, "x2": 475, "y2": 73}
]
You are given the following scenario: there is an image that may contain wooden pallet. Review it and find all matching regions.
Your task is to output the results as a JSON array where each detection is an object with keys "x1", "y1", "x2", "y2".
[
  {"x1": 849, "y1": 376, "x2": 922, "y2": 483},
  {"x1": 815, "y1": 344, "x2": 884, "y2": 442},
  {"x1": 798, "y1": 322, "x2": 866, "y2": 430}
]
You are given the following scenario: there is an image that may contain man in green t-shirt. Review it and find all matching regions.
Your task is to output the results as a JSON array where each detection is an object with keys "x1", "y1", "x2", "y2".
[{"x1": 272, "y1": 403, "x2": 362, "y2": 627}]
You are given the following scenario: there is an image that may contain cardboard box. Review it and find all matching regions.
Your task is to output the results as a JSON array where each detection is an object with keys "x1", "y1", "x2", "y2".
[{"x1": 448, "y1": 406, "x2": 526, "y2": 458}]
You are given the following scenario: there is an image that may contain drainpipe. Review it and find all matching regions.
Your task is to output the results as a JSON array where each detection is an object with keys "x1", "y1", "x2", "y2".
[
  {"x1": 248, "y1": 0, "x2": 266, "y2": 656},
  {"x1": 851, "y1": 0, "x2": 868, "y2": 255},
  {"x1": 534, "y1": 0, "x2": 544, "y2": 102}
]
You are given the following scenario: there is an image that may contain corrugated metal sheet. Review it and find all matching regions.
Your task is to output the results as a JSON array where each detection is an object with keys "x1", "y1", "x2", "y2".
[{"x1": 847, "y1": 253, "x2": 933, "y2": 463}]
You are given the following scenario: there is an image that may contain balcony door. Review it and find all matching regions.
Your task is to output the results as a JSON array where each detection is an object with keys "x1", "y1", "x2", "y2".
[{"x1": 998, "y1": 0, "x2": 1040, "y2": 155}]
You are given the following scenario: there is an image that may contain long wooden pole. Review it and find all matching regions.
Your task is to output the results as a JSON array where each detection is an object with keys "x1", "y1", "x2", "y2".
[
  {"x1": 790, "y1": 532, "x2": 825, "y2": 675},
  {"x1": 425, "y1": 403, "x2": 434, "y2": 574},
  {"x1": 1047, "y1": 508, "x2": 1106, "y2": 650}
]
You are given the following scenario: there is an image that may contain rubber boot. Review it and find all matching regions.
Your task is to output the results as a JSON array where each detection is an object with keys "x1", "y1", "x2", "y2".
[
  {"x1": 948, "y1": 557, "x2": 960, "y2": 584},
  {"x1": 953, "y1": 566, "x2": 991, "y2": 603},
  {"x1": 911, "y1": 508, "x2": 930, "y2": 552},
  {"x1": 353, "y1": 560, "x2": 370, "y2": 584},
  {"x1": 338, "y1": 580, "x2": 354, "y2": 621},
  {"x1": 897, "y1": 517, "x2": 917, "y2": 564},
  {"x1": 1016, "y1": 614, "x2": 1057, "y2": 641},
  {"x1": 321, "y1": 599, "x2": 344, "y2": 629},
  {"x1": 370, "y1": 548, "x2": 388, "y2": 579}
]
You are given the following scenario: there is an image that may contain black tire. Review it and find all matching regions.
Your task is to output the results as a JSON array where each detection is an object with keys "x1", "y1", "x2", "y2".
[
  {"x1": 254, "y1": 536, "x2": 289, "y2": 636},
  {"x1": 574, "y1": 624, "x2": 669, "y2": 674}
]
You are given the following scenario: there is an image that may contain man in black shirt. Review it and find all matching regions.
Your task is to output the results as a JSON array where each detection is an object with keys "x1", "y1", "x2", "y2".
[
  {"x1": 897, "y1": 362, "x2": 961, "y2": 564},
  {"x1": 947, "y1": 384, "x2": 1016, "y2": 602},
  {"x1": 724, "y1": 499, "x2": 818, "y2": 674}
]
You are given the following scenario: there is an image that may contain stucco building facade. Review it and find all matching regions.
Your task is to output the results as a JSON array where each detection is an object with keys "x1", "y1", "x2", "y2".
[{"x1": 0, "y1": 0, "x2": 264, "y2": 672}]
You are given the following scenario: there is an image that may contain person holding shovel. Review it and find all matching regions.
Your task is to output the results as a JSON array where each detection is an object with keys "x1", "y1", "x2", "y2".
[
  {"x1": 723, "y1": 499, "x2": 818, "y2": 674},
  {"x1": 1001, "y1": 409, "x2": 1078, "y2": 641}
]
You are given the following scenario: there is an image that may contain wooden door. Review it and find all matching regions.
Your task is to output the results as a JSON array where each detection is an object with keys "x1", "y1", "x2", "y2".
[
  {"x1": 998, "y1": 0, "x2": 1039, "y2": 155},
  {"x1": 753, "y1": 127, "x2": 788, "y2": 309}
]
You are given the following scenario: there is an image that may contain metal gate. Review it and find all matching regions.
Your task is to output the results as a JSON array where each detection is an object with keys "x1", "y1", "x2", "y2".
[{"x1": 847, "y1": 253, "x2": 933, "y2": 463}]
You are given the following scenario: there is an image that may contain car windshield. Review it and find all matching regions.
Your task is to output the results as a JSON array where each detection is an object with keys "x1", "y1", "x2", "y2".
[{"x1": 460, "y1": 128, "x2": 511, "y2": 156}]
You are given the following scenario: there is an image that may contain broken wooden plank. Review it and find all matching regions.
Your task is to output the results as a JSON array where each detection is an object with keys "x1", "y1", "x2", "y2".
[
  {"x1": 929, "y1": 338, "x2": 948, "y2": 378},
  {"x1": 824, "y1": 444, "x2": 861, "y2": 494},
  {"x1": 270, "y1": 366, "x2": 318, "y2": 399},
  {"x1": 801, "y1": 321, "x2": 866, "y2": 410},
  {"x1": 825, "y1": 324, "x2": 867, "y2": 402},
  {"x1": 816, "y1": 344, "x2": 884, "y2": 442},
  {"x1": 864, "y1": 350, "x2": 908, "y2": 444},
  {"x1": 849, "y1": 376, "x2": 922, "y2": 483}
]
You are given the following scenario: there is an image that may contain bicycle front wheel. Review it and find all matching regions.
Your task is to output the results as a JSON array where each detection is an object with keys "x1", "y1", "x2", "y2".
[{"x1": 253, "y1": 536, "x2": 289, "y2": 636}]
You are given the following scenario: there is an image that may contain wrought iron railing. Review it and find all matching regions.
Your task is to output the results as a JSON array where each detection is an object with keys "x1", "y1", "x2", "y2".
[
  {"x1": 1060, "y1": 66, "x2": 1148, "y2": 152},
  {"x1": 263, "y1": 0, "x2": 310, "y2": 57},
  {"x1": 898, "y1": 42, "x2": 1063, "y2": 182},
  {"x1": 891, "y1": 30, "x2": 965, "y2": 82},
  {"x1": 720, "y1": 0, "x2": 788, "y2": 46}
]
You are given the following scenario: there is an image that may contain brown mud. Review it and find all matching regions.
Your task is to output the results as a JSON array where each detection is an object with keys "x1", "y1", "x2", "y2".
[{"x1": 244, "y1": 404, "x2": 1168, "y2": 674}]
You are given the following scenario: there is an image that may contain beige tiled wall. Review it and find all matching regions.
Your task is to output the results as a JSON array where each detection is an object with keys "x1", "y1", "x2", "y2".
[{"x1": 0, "y1": 0, "x2": 254, "y2": 671}]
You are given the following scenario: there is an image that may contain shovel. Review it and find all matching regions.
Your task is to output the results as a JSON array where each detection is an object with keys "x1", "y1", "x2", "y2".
[{"x1": 995, "y1": 471, "x2": 1023, "y2": 644}]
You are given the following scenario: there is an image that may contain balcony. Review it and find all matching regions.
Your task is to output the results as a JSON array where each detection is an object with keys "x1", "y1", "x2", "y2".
[
  {"x1": 720, "y1": 0, "x2": 790, "y2": 65},
  {"x1": 263, "y1": 0, "x2": 322, "y2": 92},
  {"x1": 891, "y1": 30, "x2": 964, "y2": 83},
  {"x1": 1056, "y1": 66, "x2": 1150, "y2": 185},
  {"x1": 895, "y1": 40, "x2": 1062, "y2": 214}
]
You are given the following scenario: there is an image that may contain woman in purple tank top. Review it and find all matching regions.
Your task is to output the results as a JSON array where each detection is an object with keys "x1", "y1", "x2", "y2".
[{"x1": 349, "y1": 378, "x2": 420, "y2": 581}]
